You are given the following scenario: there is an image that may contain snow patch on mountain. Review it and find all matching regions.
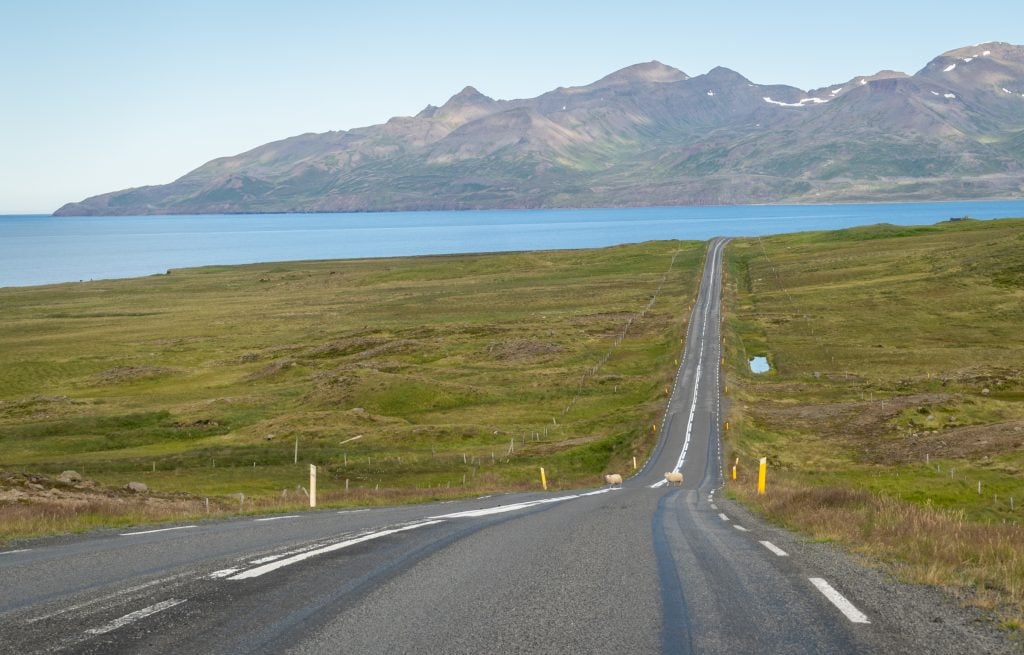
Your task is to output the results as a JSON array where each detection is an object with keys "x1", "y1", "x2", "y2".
[{"x1": 762, "y1": 96, "x2": 829, "y2": 108}]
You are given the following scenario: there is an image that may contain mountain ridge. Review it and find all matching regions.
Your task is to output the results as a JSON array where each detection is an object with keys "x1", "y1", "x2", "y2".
[{"x1": 55, "y1": 42, "x2": 1024, "y2": 216}]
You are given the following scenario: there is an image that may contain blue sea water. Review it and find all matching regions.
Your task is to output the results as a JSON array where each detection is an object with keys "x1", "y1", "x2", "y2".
[{"x1": 2, "y1": 200, "x2": 1024, "y2": 288}]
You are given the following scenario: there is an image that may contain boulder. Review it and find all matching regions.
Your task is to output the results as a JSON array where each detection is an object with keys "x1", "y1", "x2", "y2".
[
  {"x1": 58, "y1": 470, "x2": 83, "y2": 484},
  {"x1": 125, "y1": 481, "x2": 149, "y2": 494}
]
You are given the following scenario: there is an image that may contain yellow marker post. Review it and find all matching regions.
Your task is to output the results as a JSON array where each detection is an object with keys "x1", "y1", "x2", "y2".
[
  {"x1": 732, "y1": 465, "x2": 737, "y2": 481},
  {"x1": 724, "y1": 421, "x2": 730, "y2": 431},
  {"x1": 757, "y1": 457, "x2": 767, "y2": 495},
  {"x1": 309, "y1": 464, "x2": 317, "y2": 508},
  {"x1": 652, "y1": 423, "x2": 657, "y2": 433},
  {"x1": 540, "y1": 467, "x2": 548, "y2": 491},
  {"x1": 632, "y1": 456, "x2": 637, "y2": 470}
]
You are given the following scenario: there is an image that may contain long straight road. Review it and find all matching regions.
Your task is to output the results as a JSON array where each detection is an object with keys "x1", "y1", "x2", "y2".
[{"x1": 0, "y1": 238, "x2": 1011, "y2": 654}]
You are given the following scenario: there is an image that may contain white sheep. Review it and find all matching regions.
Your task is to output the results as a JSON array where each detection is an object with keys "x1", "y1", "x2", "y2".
[
  {"x1": 604, "y1": 473, "x2": 623, "y2": 487},
  {"x1": 664, "y1": 471, "x2": 684, "y2": 486}
]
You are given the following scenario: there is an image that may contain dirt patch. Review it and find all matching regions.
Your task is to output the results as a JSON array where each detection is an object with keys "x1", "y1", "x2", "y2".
[
  {"x1": 749, "y1": 392, "x2": 1024, "y2": 464},
  {"x1": 522, "y1": 434, "x2": 604, "y2": 455},
  {"x1": 753, "y1": 393, "x2": 956, "y2": 442},
  {"x1": 487, "y1": 339, "x2": 565, "y2": 362},
  {"x1": 245, "y1": 358, "x2": 295, "y2": 381},
  {"x1": 869, "y1": 420, "x2": 1024, "y2": 463},
  {"x1": 0, "y1": 395, "x2": 88, "y2": 420},
  {"x1": 0, "y1": 471, "x2": 197, "y2": 510},
  {"x1": 93, "y1": 365, "x2": 179, "y2": 385},
  {"x1": 170, "y1": 419, "x2": 220, "y2": 429}
]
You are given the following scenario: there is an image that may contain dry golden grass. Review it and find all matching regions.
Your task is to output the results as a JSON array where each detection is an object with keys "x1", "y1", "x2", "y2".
[{"x1": 730, "y1": 476, "x2": 1024, "y2": 630}]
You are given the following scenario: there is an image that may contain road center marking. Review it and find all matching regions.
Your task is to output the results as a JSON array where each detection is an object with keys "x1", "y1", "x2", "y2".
[
  {"x1": 809, "y1": 578, "x2": 870, "y2": 623},
  {"x1": 254, "y1": 515, "x2": 300, "y2": 522},
  {"x1": 718, "y1": 513, "x2": 729, "y2": 521},
  {"x1": 733, "y1": 525, "x2": 749, "y2": 532},
  {"x1": 119, "y1": 525, "x2": 197, "y2": 536},
  {"x1": 84, "y1": 598, "x2": 186, "y2": 635},
  {"x1": 759, "y1": 540, "x2": 788, "y2": 556},
  {"x1": 649, "y1": 240, "x2": 725, "y2": 490}
]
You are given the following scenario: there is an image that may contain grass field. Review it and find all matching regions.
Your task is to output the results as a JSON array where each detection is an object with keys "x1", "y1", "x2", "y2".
[
  {"x1": 721, "y1": 217, "x2": 1024, "y2": 629},
  {"x1": 0, "y1": 241, "x2": 704, "y2": 539}
]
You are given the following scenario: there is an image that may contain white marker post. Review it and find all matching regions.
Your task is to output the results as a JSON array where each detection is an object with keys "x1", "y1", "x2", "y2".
[{"x1": 309, "y1": 464, "x2": 317, "y2": 508}]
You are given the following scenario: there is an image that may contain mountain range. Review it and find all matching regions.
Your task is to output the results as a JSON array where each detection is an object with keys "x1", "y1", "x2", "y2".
[{"x1": 55, "y1": 42, "x2": 1024, "y2": 216}]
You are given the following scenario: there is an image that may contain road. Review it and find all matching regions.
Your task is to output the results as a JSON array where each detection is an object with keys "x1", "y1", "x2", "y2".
[{"x1": 0, "y1": 238, "x2": 1013, "y2": 654}]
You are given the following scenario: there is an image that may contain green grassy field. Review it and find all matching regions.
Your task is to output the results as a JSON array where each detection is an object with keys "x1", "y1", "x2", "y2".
[
  {"x1": 0, "y1": 241, "x2": 703, "y2": 515},
  {"x1": 721, "y1": 217, "x2": 1024, "y2": 628}
]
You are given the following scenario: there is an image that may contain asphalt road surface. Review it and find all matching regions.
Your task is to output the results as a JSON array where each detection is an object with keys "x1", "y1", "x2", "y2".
[{"x1": 1, "y1": 238, "x2": 1015, "y2": 654}]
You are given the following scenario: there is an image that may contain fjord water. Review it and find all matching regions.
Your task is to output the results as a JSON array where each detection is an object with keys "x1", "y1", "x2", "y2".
[{"x1": 3, "y1": 200, "x2": 1024, "y2": 288}]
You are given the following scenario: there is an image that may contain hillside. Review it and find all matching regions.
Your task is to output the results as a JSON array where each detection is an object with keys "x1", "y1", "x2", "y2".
[{"x1": 55, "y1": 42, "x2": 1024, "y2": 216}]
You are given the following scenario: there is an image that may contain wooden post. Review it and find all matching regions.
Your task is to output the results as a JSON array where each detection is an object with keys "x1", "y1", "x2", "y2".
[
  {"x1": 757, "y1": 457, "x2": 767, "y2": 495},
  {"x1": 309, "y1": 464, "x2": 317, "y2": 508}
]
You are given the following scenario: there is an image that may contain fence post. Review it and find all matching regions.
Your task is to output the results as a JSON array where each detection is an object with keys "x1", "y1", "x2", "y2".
[{"x1": 310, "y1": 464, "x2": 317, "y2": 508}]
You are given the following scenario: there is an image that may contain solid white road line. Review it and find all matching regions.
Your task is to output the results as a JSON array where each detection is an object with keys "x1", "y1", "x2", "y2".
[
  {"x1": 84, "y1": 598, "x2": 186, "y2": 635},
  {"x1": 0, "y1": 549, "x2": 30, "y2": 555},
  {"x1": 337, "y1": 509, "x2": 370, "y2": 514},
  {"x1": 809, "y1": 578, "x2": 870, "y2": 624},
  {"x1": 733, "y1": 525, "x2": 749, "y2": 532},
  {"x1": 254, "y1": 515, "x2": 300, "y2": 522},
  {"x1": 718, "y1": 513, "x2": 729, "y2": 521},
  {"x1": 119, "y1": 525, "x2": 197, "y2": 536},
  {"x1": 207, "y1": 568, "x2": 240, "y2": 579},
  {"x1": 759, "y1": 540, "x2": 789, "y2": 556},
  {"x1": 229, "y1": 521, "x2": 444, "y2": 580},
  {"x1": 431, "y1": 488, "x2": 614, "y2": 519}
]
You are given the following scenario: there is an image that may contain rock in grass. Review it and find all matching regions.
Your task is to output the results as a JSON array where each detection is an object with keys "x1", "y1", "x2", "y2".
[
  {"x1": 125, "y1": 481, "x2": 149, "y2": 494},
  {"x1": 58, "y1": 470, "x2": 83, "y2": 484}
]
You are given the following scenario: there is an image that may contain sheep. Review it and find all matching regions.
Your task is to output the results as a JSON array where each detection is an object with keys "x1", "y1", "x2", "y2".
[
  {"x1": 604, "y1": 473, "x2": 623, "y2": 487},
  {"x1": 664, "y1": 471, "x2": 684, "y2": 486}
]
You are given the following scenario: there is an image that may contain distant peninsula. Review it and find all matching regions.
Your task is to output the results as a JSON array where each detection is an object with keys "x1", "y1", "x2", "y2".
[{"x1": 55, "y1": 42, "x2": 1024, "y2": 216}]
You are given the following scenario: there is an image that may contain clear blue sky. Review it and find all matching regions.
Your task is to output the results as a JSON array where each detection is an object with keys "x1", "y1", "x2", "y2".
[{"x1": 1, "y1": 0, "x2": 1020, "y2": 213}]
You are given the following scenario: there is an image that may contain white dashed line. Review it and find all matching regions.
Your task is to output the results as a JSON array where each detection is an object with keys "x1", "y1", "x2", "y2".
[
  {"x1": 733, "y1": 525, "x2": 748, "y2": 532},
  {"x1": 0, "y1": 549, "x2": 30, "y2": 555},
  {"x1": 810, "y1": 578, "x2": 870, "y2": 623},
  {"x1": 337, "y1": 509, "x2": 370, "y2": 515},
  {"x1": 207, "y1": 568, "x2": 240, "y2": 579},
  {"x1": 254, "y1": 515, "x2": 300, "y2": 522},
  {"x1": 718, "y1": 513, "x2": 730, "y2": 521},
  {"x1": 710, "y1": 503, "x2": 718, "y2": 510},
  {"x1": 119, "y1": 525, "x2": 197, "y2": 536},
  {"x1": 759, "y1": 541, "x2": 788, "y2": 556},
  {"x1": 84, "y1": 598, "x2": 187, "y2": 635}
]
